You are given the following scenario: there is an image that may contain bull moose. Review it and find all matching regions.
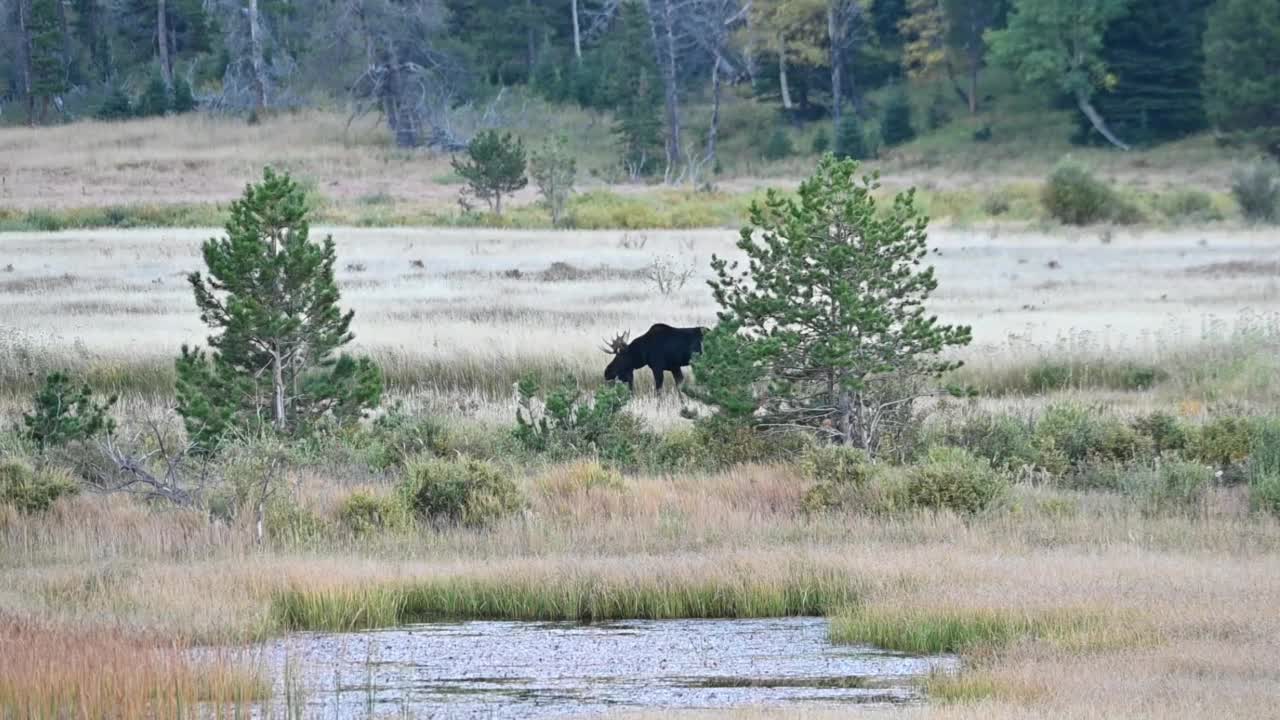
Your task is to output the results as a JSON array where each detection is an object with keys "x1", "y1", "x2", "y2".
[{"x1": 602, "y1": 323, "x2": 709, "y2": 392}]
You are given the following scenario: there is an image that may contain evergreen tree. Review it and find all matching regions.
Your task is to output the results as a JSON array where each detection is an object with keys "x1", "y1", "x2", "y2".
[
  {"x1": 451, "y1": 130, "x2": 529, "y2": 216},
  {"x1": 28, "y1": 0, "x2": 67, "y2": 121},
  {"x1": 22, "y1": 372, "x2": 117, "y2": 451},
  {"x1": 834, "y1": 113, "x2": 869, "y2": 159},
  {"x1": 596, "y1": 0, "x2": 663, "y2": 176},
  {"x1": 172, "y1": 75, "x2": 196, "y2": 113},
  {"x1": 136, "y1": 72, "x2": 170, "y2": 116},
  {"x1": 696, "y1": 155, "x2": 971, "y2": 455},
  {"x1": 176, "y1": 168, "x2": 382, "y2": 448},
  {"x1": 1203, "y1": 0, "x2": 1280, "y2": 158},
  {"x1": 1078, "y1": 0, "x2": 1211, "y2": 146},
  {"x1": 881, "y1": 89, "x2": 916, "y2": 146},
  {"x1": 529, "y1": 135, "x2": 577, "y2": 227}
]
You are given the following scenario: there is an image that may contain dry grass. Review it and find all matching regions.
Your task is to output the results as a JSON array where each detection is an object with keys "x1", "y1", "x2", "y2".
[
  {"x1": 2, "y1": 464, "x2": 1279, "y2": 717},
  {"x1": 0, "y1": 617, "x2": 267, "y2": 718}
]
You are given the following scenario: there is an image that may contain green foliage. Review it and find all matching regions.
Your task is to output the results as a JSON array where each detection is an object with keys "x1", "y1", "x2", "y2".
[
  {"x1": 337, "y1": 491, "x2": 409, "y2": 536},
  {"x1": 988, "y1": 0, "x2": 1130, "y2": 102},
  {"x1": 21, "y1": 372, "x2": 117, "y2": 451},
  {"x1": 514, "y1": 375, "x2": 641, "y2": 465},
  {"x1": 906, "y1": 446, "x2": 1008, "y2": 514},
  {"x1": 28, "y1": 0, "x2": 68, "y2": 102},
  {"x1": 172, "y1": 77, "x2": 197, "y2": 114},
  {"x1": 1041, "y1": 160, "x2": 1141, "y2": 225},
  {"x1": 452, "y1": 130, "x2": 528, "y2": 216},
  {"x1": 811, "y1": 128, "x2": 831, "y2": 154},
  {"x1": 1033, "y1": 404, "x2": 1148, "y2": 473},
  {"x1": 593, "y1": 1, "x2": 665, "y2": 177},
  {"x1": 1156, "y1": 189, "x2": 1223, "y2": 223},
  {"x1": 1132, "y1": 412, "x2": 1188, "y2": 455},
  {"x1": 931, "y1": 412, "x2": 1039, "y2": 472},
  {"x1": 94, "y1": 87, "x2": 135, "y2": 121},
  {"x1": 834, "y1": 114, "x2": 870, "y2": 160},
  {"x1": 1186, "y1": 416, "x2": 1253, "y2": 471},
  {"x1": 1080, "y1": 0, "x2": 1211, "y2": 146},
  {"x1": 1203, "y1": 0, "x2": 1280, "y2": 142},
  {"x1": 1230, "y1": 162, "x2": 1280, "y2": 224},
  {"x1": 0, "y1": 460, "x2": 79, "y2": 514},
  {"x1": 762, "y1": 128, "x2": 794, "y2": 161},
  {"x1": 176, "y1": 167, "x2": 383, "y2": 450},
  {"x1": 136, "y1": 74, "x2": 171, "y2": 117},
  {"x1": 398, "y1": 456, "x2": 523, "y2": 527},
  {"x1": 362, "y1": 409, "x2": 452, "y2": 471},
  {"x1": 528, "y1": 135, "x2": 577, "y2": 226},
  {"x1": 1144, "y1": 460, "x2": 1211, "y2": 514},
  {"x1": 700, "y1": 155, "x2": 971, "y2": 455},
  {"x1": 880, "y1": 90, "x2": 916, "y2": 147}
]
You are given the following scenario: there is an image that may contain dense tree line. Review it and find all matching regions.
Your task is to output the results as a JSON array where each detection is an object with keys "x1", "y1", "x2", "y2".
[{"x1": 1, "y1": 0, "x2": 1276, "y2": 164}]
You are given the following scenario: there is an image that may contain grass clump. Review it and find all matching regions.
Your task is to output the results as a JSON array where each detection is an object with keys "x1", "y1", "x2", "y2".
[
  {"x1": 0, "y1": 460, "x2": 79, "y2": 514},
  {"x1": 1156, "y1": 188, "x2": 1224, "y2": 223},
  {"x1": 272, "y1": 563, "x2": 862, "y2": 630},
  {"x1": 336, "y1": 490, "x2": 410, "y2": 536},
  {"x1": 1041, "y1": 160, "x2": 1142, "y2": 225},
  {"x1": 1230, "y1": 161, "x2": 1280, "y2": 223},
  {"x1": 830, "y1": 605, "x2": 1145, "y2": 655},
  {"x1": 398, "y1": 456, "x2": 523, "y2": 527},
  {"x1": 906, "y1": 447, "x2": 1008, "y2": 515}
]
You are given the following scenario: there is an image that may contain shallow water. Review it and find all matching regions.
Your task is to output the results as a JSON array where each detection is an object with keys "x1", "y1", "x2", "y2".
[{"x1": 252, "y1": 617, "x2": 956, "y2": 718}]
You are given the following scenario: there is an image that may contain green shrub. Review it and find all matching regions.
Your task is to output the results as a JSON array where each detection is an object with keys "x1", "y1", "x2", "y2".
[
  {"x1": 1186, "y1": 416, "x2": 1253, "y2": 472},
  {"x1": 264, "y1": 500, "x2": 329, "y2": 543},
  {"x1": 1157, "y1": 189, "x2": 1223, "y2": 222},
  {"x1": 799, "y1": 446, "x2": 871, "y2": 486},
  {"x1": 514, "y1": 375, "x2": 645, "y2": 466},
  {"x1": 1041, "y1": 161, "x2": 1140, "y2": 225},
  {"x1": 1230, "y1": 161, "x2": 1280, "y2": 223},
  {"x1": 398, "y1": 456, "x2": 523, "y2": 527},
  {"x1": 932, "y1": 412, "x2": 1038, "y2": 472},
  {"x1": 95, "y1": 86, "x2": 134, "y2": 120},
  {"x1": 337, "y1": 491, "x2": 409, "y2": 536},
  {"x1": 136, "y1": 74, "x2": 170, "y2": 117},
  {"x1": 926, "y1": 91, "x2": 951, "y2": 130},
  {"x1": 1132, "y1": 412, "x2": 1188, "y2": 455},
  {"x1": 363, "y1": 409, "x2": 452, "y2": 470},
  {"x1": 762, "y1": 128, "x2": 794, "y2": 161},
  {"x1": 880, "y1": 90, "x2": 915, "y2": 147},
  {"x1": 691, "y1": 418, "x2": 814, "y2": 470},
  {"x1": 834, "y1": 115, "x2": 870, "y2": 160},
  {"x1": 1248, "y1": 418, "x2": 1280, "y2": 516},
  {"x1": 811, "y1": 128, "x2": 831, "y2": 154},
  {"x1": 172, "y1": 77, "x2": 196, "y2": 114},
  {"x1": 1034, "y1": 404, "x2": 1105, "y2": 468},
  {"x1": 22, "y1": 372, "x2": 117, "y2": 451},
  {"x1": 0, "y1": 460, "x2": 79, "y2": 513},
  {"x1": 906, "y1": 447, "x2": 1008, "y2": 514}
]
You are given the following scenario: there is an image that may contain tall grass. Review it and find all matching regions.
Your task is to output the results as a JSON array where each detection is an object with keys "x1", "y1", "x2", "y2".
[
  {"x1": 272, "y1": 561, "x2": 863, "y2": 631},
  {"x1": 0, "y1": 618, "x2": 267, "y2": 719},
  {"x1": 829, "y1": 606, "x2": 1153, "y2": 655}
]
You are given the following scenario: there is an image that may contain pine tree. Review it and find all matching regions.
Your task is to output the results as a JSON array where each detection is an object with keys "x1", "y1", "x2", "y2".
[
  {"x1": 28, "y1": 0, "x2": 67, "y2": 121},
  {"x1": 529, "y1": 135, "x2": 577, "y2": 226},
  {"x1": 598, "y1": 0, "x2": 663, "y2": 176},
  {"x1": 22, "y1": 372, "x2": 117, "y2": 451},
  {"x1": 1203, "y1": 0, "x2": 1280, "y2": 158},
  {"x1": 697, "y1": 155, "x2": 971, "y2": 455},
  {"x1": 176, "y1": 168, "x2": 382, "y2": 448},
  {"x1": 881, "y1": 88, "x2": 916, "y2": 146},
  {"x1": 1078, "y1": 0, "x2": 1211, "y2": 146},
  {"x1": 834, "y1": 113, "x2": 869, "y2": 159},
  {"x1": 451, "y1": 130, "x2": 529, "y2": 216}
]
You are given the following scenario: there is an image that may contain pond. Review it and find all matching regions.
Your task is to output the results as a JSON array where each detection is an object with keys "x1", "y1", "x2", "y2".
[{"x1": 252, "y1": 617, "x2": 957, "y2": 718}]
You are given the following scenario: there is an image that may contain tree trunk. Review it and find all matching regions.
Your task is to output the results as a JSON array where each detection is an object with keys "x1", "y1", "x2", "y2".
[
  {"x1": 18, "y1": 0, "x2": 34, "y2": 126},
  {"x1": 495, "y1": 191, "x2": 502, "y2": 216},
  {"x1": 1075, "y1": 90, "x2": 1130, "y2": 151},
  {"x1": 269, "y1": 231, "x2": 286, "y2": 430},
  {"x1": 248, "y1": 0, "x2": 267, "y2": 114},
  {"x1": 705, "y1": 54, "x2": 723, "y2": 169},
  {"x1": 571, "y1": 0, "x2": 581, "y2": 62},
  {"x1": 157, "y1": 0, "x2": 172, "y2": 91},
  {"x1": 828, "y1": 4, "x2": 842, "y2": 130},
  {"x1": 968, "y1": 60, "x2": 978, "y2": 115},
  {"x1": 649, "y1": 0, "x2": 683, "y2": 181},
  {"x1": 778, "y1": 41, "x2": 794, "y2": 110}
]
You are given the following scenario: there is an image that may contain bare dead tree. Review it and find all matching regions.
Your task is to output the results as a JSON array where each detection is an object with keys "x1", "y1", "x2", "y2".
[
  {"x1": 247, "y1": 0, "x2": 266, "y2": 113},
  {"x1": 91, "y1": 421, "x2": 213, "y2": 507}
]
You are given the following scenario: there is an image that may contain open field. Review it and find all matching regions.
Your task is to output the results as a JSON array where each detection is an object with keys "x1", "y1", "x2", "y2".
[
  {"x1": 0, "y1": 110, "x2": 1256, "y2": 230},
  {"x1": 2, "y1": 218, "x2": 1280, "y2": 717},
  {"x1": 3, "y1": 224, "x2": 1279, "y2": 412}
]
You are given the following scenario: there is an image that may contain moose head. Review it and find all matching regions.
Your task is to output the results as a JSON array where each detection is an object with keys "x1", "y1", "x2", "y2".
[{"x1": 601, "y1": 331, "x2": 634, "y2": 385}]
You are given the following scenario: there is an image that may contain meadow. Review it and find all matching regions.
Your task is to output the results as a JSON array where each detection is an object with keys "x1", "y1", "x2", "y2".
[{"x1": 3, "y1": 113, "x2": 1280, "y2": 719}]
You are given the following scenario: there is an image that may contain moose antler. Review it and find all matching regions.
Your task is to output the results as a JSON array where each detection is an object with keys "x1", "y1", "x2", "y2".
[{"x1": 600, "y1": 331, "x2": 630, "y2": 355}]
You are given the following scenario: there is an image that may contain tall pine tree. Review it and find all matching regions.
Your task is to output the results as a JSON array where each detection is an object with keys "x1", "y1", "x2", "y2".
[
  {"x1": 176, "y1": 168, "x2": 382, "y2": 449},
  {"x1": 28, "y1": 0, "x2": 67, "y2": 123},
  {"x1": 1077, "y1": 0, "x2": 1211, "y2": 146}
]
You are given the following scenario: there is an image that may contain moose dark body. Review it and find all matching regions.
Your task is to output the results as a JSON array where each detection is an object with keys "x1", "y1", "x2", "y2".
[{"x1": 604, "y1": 324, "x2": 708, "y2": 391}]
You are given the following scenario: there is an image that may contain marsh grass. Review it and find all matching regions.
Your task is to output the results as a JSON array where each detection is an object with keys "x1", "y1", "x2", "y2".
[
  {"x1": 271, "y1": 562, "x2": 862, "y2": 631},
  {"x1": 0, "y1": 618, "x2": 268, "y2": 718},
  {"x1": 829, "y1": 606, "x2": 1155, "y2": 655}
]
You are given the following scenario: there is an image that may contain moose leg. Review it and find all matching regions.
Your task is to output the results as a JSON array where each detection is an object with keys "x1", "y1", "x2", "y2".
[
  {"x1": 651, "y1": 366, "x2": 665, "y2": 393},
  {"x1": 671, "y1": 367, "x2": 685, "y2": 387}
]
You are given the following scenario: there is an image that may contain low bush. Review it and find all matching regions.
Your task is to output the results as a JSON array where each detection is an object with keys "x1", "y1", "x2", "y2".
[
  {"x1": 1041, "y1": 161, "x2": 1141, "y2": 225},
  {"x1": 1248, "y1": 418, "x2": 1280, "y2": 516},
  {"x1": 538, "y1": 459, "x2": 626, "y2": 497},
  {"x1": 880, "y1": 90, "x2": 915, "y2": 147},
  {"x1": 906, "y1": 447, "x2": 1008, "y2": 515},
  {"x1": 398, "y1": 456, "x2": 523, "y2": 527},
  {"x1": 1132, "y1": 411, "x2": 1188, "y2": 455},
  {"x1": 762, "y1": 128, "x2": 794, "y2": 161},
  {"x1": 690, "y1": 418, "x2": 814, "y2": 470},
  {"x1": 930, "y1": 412, "x2": 1038, "y2": 472},
  {"x1": 1156, "y1": 189, "x2": 1223, "y2": 223},
  {"x1": 514, "y1": 375, "x2": 648, "y2": 466},
  {"x1": 1230, "y1": 161, "x2": 1280, "y2": 223},
  {"x1": 0, "y1": 459, "x2": 79, "y2": 513},
  {"x1": 1186, "y1": 416, "x2": 1253, "y2": 473},
  {"x1": 337, "y1": 491, "x2": 410, "y2": 536},
  {"x1": 361, "y1": 409, "x2": 452, "y2": 471}
]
